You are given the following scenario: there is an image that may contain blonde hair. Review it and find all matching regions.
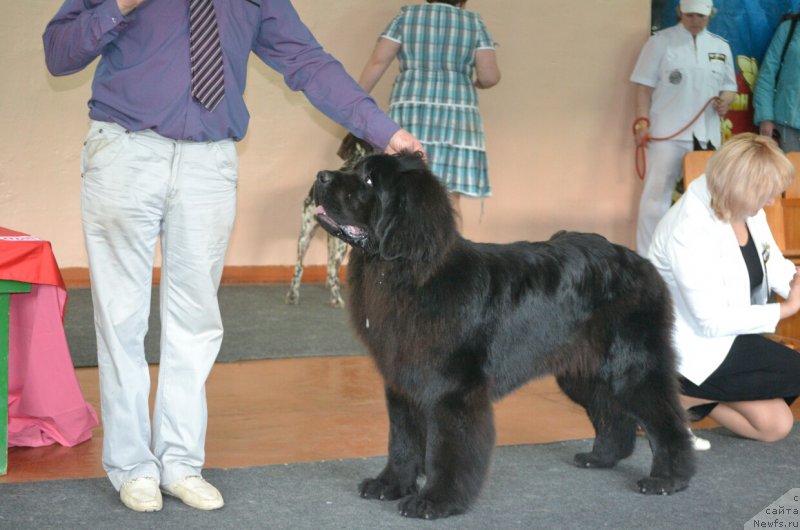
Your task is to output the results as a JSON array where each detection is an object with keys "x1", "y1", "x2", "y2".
[{"x1": 705, "y1": 133, "x2": 795, "y2": 221}]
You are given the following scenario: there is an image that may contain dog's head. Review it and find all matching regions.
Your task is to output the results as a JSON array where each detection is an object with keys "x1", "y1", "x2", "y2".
[{"x1": 314, "y1": 151, "x2": 457, "y2": 262}]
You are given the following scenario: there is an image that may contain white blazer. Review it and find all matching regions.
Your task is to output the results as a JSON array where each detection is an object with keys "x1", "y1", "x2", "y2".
[{"x1": 648, "y1": 175, "x2": 797, "y2": 385}]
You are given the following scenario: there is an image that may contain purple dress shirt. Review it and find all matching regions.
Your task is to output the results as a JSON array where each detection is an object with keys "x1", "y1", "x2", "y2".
[{"x1": 43, "y1": 0, "x2": 399, "y2": 146}]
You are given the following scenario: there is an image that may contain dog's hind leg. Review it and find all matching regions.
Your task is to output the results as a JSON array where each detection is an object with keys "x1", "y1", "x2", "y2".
[
  {"x1": 607, "y1": 315, "x2": 695, "y2": 495},
  {"x1": 326, "y1": 236, "x2": 347, "y2": 308},
  {"x1": 621, "y1": 374, "x2": 695, "y2": 495},
  {"x1": 286, "y1": 195, "x2": 318, "y2": 305},
  {"x1": 397, "y1": 388, "x2": 495, "y2": 519},
  {"x1": 556, "y1": 374, "x2": 637, "y2": 469},
  {"x1": 359, "y1": 388, "x2": 425, "y2": 502}
]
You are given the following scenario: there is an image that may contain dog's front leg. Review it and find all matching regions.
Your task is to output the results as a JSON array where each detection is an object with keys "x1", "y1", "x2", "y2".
[
  {"x1": 359, "y1": 387, "x2": 424, "y2": 501},
  {"x1": 398, "y1": 389, "x2": 495, "y2": 519},
  {"x1": 286, "y1": 197, "x2": 318, "y2": 305},
  {"x1": 326, "y1": 236, "x2": 347, "y2": 308}
]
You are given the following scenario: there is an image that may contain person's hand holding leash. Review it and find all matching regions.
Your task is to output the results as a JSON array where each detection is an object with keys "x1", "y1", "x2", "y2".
[
  {"x1": 713, "y1": 91, "x2": 736, "y2": 117},
  {"x1": 713, "y1": 97, "x2": 729, "y2": 116},
  {"x1": 634, "y1": 119, "x2": 649, "y2": 147}
]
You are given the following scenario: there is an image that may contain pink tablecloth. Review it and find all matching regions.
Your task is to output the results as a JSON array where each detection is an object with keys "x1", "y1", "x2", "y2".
[{"x1": 1, "y1": 227, "x2": 98, "y2": 447}]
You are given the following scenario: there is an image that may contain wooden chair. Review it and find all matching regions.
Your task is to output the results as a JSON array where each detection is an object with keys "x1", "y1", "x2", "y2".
[
  {"x1": 681, "y1": 150, "x2": 800, "y2": 346},
  {"x1": 681, "y1": 149, "x2": 715, "y2": 190},
  {"x1": 779, "y1": 152, "x2": 800, "y2": 342},
  {"x1": 782, "y1": 152, "x2": 800, "y2": 259}
]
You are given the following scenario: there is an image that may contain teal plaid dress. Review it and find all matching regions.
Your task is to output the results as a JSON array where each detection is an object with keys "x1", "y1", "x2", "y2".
[{"x1": 381, "y1": 4, "x2": 495, "y2": 197}]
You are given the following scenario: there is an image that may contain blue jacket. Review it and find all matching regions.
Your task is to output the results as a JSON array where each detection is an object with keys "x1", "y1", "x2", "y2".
[{"x1": 754, "y1": 19, "x2": 800, "y2": 129}]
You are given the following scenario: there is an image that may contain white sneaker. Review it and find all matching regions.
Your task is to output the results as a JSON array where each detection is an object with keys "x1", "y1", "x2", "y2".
[
  {"x1": 162, "y1": 475, "x2": 224, "y2": 510},
  {"x1": 120, "y1": 476, "x2": 163, "y2": 512},
  {"x1": 689, "y1": 429, "x2": 711, "y2": 451}
]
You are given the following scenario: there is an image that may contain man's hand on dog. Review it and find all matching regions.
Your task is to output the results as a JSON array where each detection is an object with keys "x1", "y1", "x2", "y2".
[{"x1": 385, "y1": 129, "x2": 425, "y2": 159}]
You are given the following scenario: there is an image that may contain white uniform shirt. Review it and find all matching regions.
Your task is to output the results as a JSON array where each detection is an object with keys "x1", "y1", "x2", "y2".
[
  {"x1": 647, "y1": 176, "x2": 796, "y2": 385},
  {"x1": 631, "y1": 24, "x2": 737, "y2": 147}
]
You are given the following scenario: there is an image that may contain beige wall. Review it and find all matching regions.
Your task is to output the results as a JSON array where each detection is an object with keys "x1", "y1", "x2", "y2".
[{"x1": 0, "y1": 1, "x2": 649, "y2": 269}]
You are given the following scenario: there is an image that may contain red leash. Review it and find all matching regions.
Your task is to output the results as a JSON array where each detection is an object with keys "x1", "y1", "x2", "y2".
[{"x1": 634, "y1": 96, "x2": 720, "y2": 180}]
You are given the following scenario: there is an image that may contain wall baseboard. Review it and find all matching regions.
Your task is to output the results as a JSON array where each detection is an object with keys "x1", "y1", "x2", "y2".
[{"x1": 60, "y1": 265, "x2": 346, "y2": 289}]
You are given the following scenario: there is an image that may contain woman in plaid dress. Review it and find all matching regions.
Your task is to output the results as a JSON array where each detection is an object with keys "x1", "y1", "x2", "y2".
[{"x1": 358, "y1": 0, "x2": 500, "y2": 220}]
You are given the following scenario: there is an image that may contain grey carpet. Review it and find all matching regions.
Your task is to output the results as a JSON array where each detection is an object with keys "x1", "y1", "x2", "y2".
[
  {"x1": 0, "y1": 428, "x2": 796, "y2": 529},
  {"x1": 64, "y1": 285, "x2": 367, "y2": 368}
]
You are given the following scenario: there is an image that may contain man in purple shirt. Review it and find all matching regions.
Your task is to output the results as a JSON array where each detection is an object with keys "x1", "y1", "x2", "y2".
[{"x1": 43, "y1": 0, "x2": 422, "y2": 513}]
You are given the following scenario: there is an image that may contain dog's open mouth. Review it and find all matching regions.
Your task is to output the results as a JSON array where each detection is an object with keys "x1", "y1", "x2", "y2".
[{"x1": 315, "y1": 205, "x2": 368, "y2": 243}]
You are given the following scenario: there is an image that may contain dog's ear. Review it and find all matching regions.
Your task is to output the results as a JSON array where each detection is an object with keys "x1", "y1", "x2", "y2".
[
  {"x1": 336, "y1": 133, "x2": 357, "y2": 161},
  {"x1": 338, "y1": 134, "x2": 376, "y2": 162},
  {"x1": 374, "y1": 166, "x2": 456, "y2": 262}
]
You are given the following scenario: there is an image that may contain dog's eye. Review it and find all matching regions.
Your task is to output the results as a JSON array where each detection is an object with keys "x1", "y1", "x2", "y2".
[{"x1": 363, "y1": 176, "x2": 373, "y2": 187}]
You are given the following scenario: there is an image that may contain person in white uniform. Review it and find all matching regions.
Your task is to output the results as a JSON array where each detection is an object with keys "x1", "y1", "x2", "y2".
[
  {"x1": 630, "y1": 0, "x2": 737, "y2": 255},
  {"x1": 649, "y1": 133, "x2": 800, "y2": 444}
]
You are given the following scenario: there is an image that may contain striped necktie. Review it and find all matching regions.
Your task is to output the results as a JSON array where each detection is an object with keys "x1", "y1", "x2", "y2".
[{"x1": 189, "y1": 0, "x2": 225, "y2": 111}]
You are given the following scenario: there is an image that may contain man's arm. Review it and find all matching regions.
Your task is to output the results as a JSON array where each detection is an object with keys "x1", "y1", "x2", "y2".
[
  {"x1": 253, "y1": 1, "x2": 417, "y2": 151},
  {"x1": 43, "y1": 0, "x2": 134, "y2": 76}
]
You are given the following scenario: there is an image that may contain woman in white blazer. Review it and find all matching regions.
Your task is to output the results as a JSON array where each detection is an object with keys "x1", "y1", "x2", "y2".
[{"x1": 649, "y1": 133, "x2": 800, "y2": 444}]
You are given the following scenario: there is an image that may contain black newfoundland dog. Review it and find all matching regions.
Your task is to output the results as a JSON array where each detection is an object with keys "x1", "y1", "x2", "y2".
[{"x1": 314, "y1": 152, "x2": 694, "y2": 519}]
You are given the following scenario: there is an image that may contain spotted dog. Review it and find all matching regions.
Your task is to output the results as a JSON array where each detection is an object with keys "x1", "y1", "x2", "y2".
[{"x1": 285, "y1": 134, "x2": 374, "y2": 307}]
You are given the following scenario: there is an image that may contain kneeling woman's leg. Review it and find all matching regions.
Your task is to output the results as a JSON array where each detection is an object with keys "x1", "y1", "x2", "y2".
[
  {"x1": 709, "y1": 399, "x2": 794, "y2": 442},
  {"x1": 682, "y1": 334, "x2": 800, "y2": 442}
]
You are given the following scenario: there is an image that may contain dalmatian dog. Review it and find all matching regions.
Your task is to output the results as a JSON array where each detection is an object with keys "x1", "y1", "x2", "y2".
[{"x1": 285, "y1": 134, "x2": 375, "y2": 307}]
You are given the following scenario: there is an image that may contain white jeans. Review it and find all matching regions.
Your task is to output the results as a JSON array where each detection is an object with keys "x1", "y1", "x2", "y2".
[
  {"x1": 80, "y1": 120, "x2": 238, "y2": 489},
  {"x1": 636, "y1": 139, "x2": 693, "y2": 256}
]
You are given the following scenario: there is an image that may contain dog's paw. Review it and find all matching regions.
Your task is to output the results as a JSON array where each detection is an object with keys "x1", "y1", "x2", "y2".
[
  {"x1": 285, "y1": 291, "x2": 300, "y2": 305},
  {"x1": 358, "y1": 478, "x2": 417, "y2": 501},
  {"x1": 637, "y1": 477, "x2": 688, "y2": 495},
  {"x1": 397, "y1": 495, "x2": 464, "y2": 520},
  {"x1": 330, "y1": 296, "x2": 345, "y2": 308},
  {"x1": 573, "y1": 451, "x2": 618, "y2": 469}
]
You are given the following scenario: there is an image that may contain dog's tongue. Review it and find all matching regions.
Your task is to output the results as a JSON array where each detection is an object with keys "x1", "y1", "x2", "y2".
[
  {"x1": 343, "y1": 225, "x2": 367, "y2": 239},
  {"x1": 315, "y1": 206, "x2": 366, "y2": 241}
]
